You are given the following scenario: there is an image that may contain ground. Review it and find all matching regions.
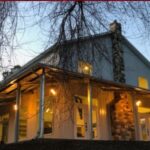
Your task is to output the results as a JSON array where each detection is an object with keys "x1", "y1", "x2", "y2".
[{"x1": 0, "y1": 139, "x2": 150, "y2": 150}]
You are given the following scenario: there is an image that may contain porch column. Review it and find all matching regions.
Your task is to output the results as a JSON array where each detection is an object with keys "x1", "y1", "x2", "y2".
[
  {"x1": 132, "y1": 92, "x2": 140, "y2": 140},
  {"x1": 87, "y1": 79, "x2": 93, "y2": 139},
  {"x1": 38, "y1": 69, "x2": 45, "y2": 138},
  {"x1": 14, "y1": 84, "x2": 21, "y2": 142}
]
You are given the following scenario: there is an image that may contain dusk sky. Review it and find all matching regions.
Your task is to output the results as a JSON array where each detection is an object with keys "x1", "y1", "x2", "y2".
[{"x1": 6, "y1": 2, "x2": 150, "y2": 73}]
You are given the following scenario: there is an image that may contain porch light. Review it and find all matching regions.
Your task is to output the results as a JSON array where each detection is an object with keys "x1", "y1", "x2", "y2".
[
  {"x1": 13, "y1": 104, "x2": 18, "y2": 111},
  {"x1": 83, "y1": 66, "x2": 90, "y2": 71},
  {"x1": 46, "y1": 108, "x2": 50, "y2": 113},
  {"x1": 50, "y1": 88, "x2": 57, "y2": 96},
  {"x1": 136, "y1": 100, "x2": 142, "y2": 107}
]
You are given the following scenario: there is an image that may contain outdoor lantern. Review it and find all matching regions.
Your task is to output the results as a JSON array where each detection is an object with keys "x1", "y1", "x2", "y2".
[
  {"x1": 83, "y1": 65, "x2": 89, "y2": 71},
  {"x1": 50, "y1": 88, "x2": 57, "y2": 96},
  {"x1": 13, "y1": 104, "x2": 18, "y2": 111},
  {"x1": 136, "y1": 100, "x2": 142, "y2": 107},
  {"x1": 46, "y1": 108, "x2": 50, "y2": 113}
]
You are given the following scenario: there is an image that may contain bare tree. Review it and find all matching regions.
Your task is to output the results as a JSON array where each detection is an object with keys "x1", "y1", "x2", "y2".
[
  {"x1": 27, "y1": 2, "x2": 150, "y2": 70},
  {"x1": 1, "y1": 1, "x2": 150, "y2": 73},
  {"x1": 0, "y1": 2, "x2": 18, "y2": 73}
]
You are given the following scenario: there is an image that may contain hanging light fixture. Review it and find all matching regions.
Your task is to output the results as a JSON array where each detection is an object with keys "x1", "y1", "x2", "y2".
[{"x1": 13, "y1": 104, "x2": 18, "y2": 111}]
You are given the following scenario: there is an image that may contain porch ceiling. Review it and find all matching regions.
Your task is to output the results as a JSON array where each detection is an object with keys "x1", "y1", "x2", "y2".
[{"x1": 0, "y1": 68, "x2": 43, "y2": 98}]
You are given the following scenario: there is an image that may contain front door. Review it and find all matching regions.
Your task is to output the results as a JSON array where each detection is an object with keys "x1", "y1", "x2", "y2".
[
  {"x1": 74, "y1": 102, "x2": 88, "y2": 139},
  {"x1": 74, "y1": 96, "x2": 98, "y2": 139},
  {"x1": 139, "y1": 114, "x2": 150, "y2": 141}
]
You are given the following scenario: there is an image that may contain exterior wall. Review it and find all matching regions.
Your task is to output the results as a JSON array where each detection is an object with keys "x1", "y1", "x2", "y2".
[
  {"x1": 123, "y1": 43, "x2": 150, "y2": 88},
  {"x1": 41, "y1": 36, "x2": 114, "y2": 81},
  {"x1": 20, "y1": 88, "x2": 39, "y2": 141},
  {"x1": 5, "y1": 81, "x2": 139, "y2": 142},
  {"x1": 7, "y1": 106, "x2": 15, "y2": 143},
  {"x1": 41, "y1": 35, "x2": 150, "y2": 89},
  {"x1": 43, "y1": 80, "x2": 115, "y2": 140},
  {"x1": 44, "y1": 82, "x2": 74, "y2": 139}
]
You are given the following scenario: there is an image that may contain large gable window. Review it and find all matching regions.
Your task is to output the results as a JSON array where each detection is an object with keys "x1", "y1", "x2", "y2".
[
  {"x1": 78, "y1": 61, "x2": 92, "y2": 75},
  {"x1": 138, "y1": 76, "x2": 149, "y2": 89}
]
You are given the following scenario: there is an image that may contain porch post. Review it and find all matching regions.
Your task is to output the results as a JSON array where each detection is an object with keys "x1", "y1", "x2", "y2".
[
  {"x1": 87, "y1": 79, "x2": 93, "y2": 140},
  {"x1": 132, "y1": 92, "x2": 140, "y2": 140},
  {"x1": 14, "y1": 84, "x2": 21, "y2": 142},
  {"x1": 38, "y1": 69, "x2": 45, "y2": 138}
]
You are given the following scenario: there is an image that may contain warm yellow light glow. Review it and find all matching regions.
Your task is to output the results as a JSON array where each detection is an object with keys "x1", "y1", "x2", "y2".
[
  {"x1": 99, "y1": 109, "x2": 106, "y2": 115},
  {"x1": 13, "y1": 104, "x2": 18, "y2": 111},
  {"x1": 136, "y1": 100, "x2": 142, "y2": 107},
  {"x1": 46, "y1": 108, "x2": 50, "y2": 113},
  {"x1": 50, "y1": 88, "x2": 57, "y2": 96},
  {"x1": 10, "y1": 80, "x2": 16, "y2": 84},
  {"x1": 83, "y1": 66, "x2": 89, "y2": 71}
]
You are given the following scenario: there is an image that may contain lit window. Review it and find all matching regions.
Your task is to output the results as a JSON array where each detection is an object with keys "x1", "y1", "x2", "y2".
[
  {"x1": 19, "y1": 108, "x2": 27, "y2": 140},
  {"x1": 44, "y1": 96, "x2": 54, "y2": 134},
  {"x1": 138, "y1": 76, "x2": 149, "y2": 89},
  {"x1": 78, "y1": 61, "x2": 92, "y2": 75},
  {"x1": 19, "y1": 118, "x2": 27, "y2": 139}
]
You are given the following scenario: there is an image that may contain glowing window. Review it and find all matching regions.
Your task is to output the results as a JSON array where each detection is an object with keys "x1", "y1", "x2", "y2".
[
  {"x1": 138, "y1": 76, "x2": 149, "y2": 89},
  {"x1": 19, "y1": 108, "x2": 27, "y2": 140},
  {"x1": 44, "y1": 96, "x2": 54, "y2": 134},
  {"x1": 78, "y1": 61, "x2": 92, "y2": 75}
]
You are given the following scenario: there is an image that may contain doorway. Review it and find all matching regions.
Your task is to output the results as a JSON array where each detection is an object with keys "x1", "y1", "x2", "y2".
[
  {"x1": 139, "y1": 114, "x2": 150, "y2": 141},
  {"x1": 74, "y1": 96, "x2": 98, "y2": 139}
]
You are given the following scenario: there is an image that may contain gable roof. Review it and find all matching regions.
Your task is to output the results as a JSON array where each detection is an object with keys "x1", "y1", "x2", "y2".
[{"x1": 1, "y1": 31, "x2": 150, "y2": 84}]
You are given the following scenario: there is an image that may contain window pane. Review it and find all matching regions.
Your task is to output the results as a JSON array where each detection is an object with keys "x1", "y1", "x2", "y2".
[{"x1": 138, "y1": 77, "x2": 149, "y2": 89}]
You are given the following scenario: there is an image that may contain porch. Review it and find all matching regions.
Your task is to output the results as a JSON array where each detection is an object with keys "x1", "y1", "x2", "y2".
[{"x1": 0, "y1": 63, "x2": 150, "y2": 143}]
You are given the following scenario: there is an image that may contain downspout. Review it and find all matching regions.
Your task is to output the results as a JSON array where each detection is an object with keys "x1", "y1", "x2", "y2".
[{"x1": 37, "y1": 68, "x2": 45, "y2": 138}]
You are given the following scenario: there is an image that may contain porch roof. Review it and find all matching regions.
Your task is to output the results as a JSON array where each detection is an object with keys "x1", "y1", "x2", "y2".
[{"x1": 0, "y1": 63, "x2": 150, "y2": 100}]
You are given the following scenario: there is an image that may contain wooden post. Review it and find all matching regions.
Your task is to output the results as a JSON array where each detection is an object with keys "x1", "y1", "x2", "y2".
[
  {"x1": 132, "y1": 92, "x2": 140, "y2": 140},
  {"x1": 38, "y1": 70, "x2": 45, "y2": 138},
  {"x1": 87, "y1": 79, "x2": 93, "y2": 140},
  {"x1": 14, "y1": 84, "x2": 21, "y2": 142}
]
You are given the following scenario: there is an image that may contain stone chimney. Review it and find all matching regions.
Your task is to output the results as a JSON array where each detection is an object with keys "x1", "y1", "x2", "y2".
[
  {"x1": 110, "y1": 20, "x2": 122, "y2": 33},
  {"x1": 110, "y1": 20, "x2": 125, "y2": 83}
]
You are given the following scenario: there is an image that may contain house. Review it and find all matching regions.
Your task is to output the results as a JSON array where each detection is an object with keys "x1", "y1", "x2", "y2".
[{"x1": 0, "y1": 21, "x2": 150, "y2": 143}]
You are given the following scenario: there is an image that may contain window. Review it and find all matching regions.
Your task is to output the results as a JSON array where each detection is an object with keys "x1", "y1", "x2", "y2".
[
  {"x1": 138, "y1": 76, "x2": 149, "y2": 89},
  {"x1": 19, "y1": 108, "x2": 27, "y2": 140},
  {"x1": 78, "y1": 61, "x2": 92, "y2": 75},
  {"x1": 19, "y1": 118, "x2": 27, "y2": 139},
  {"x1": 0, "y1": 114, "x2": 9, "y2": 143},
  {"x1": 44, "y1": 96, "x2": 54, "y2": 134}
]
